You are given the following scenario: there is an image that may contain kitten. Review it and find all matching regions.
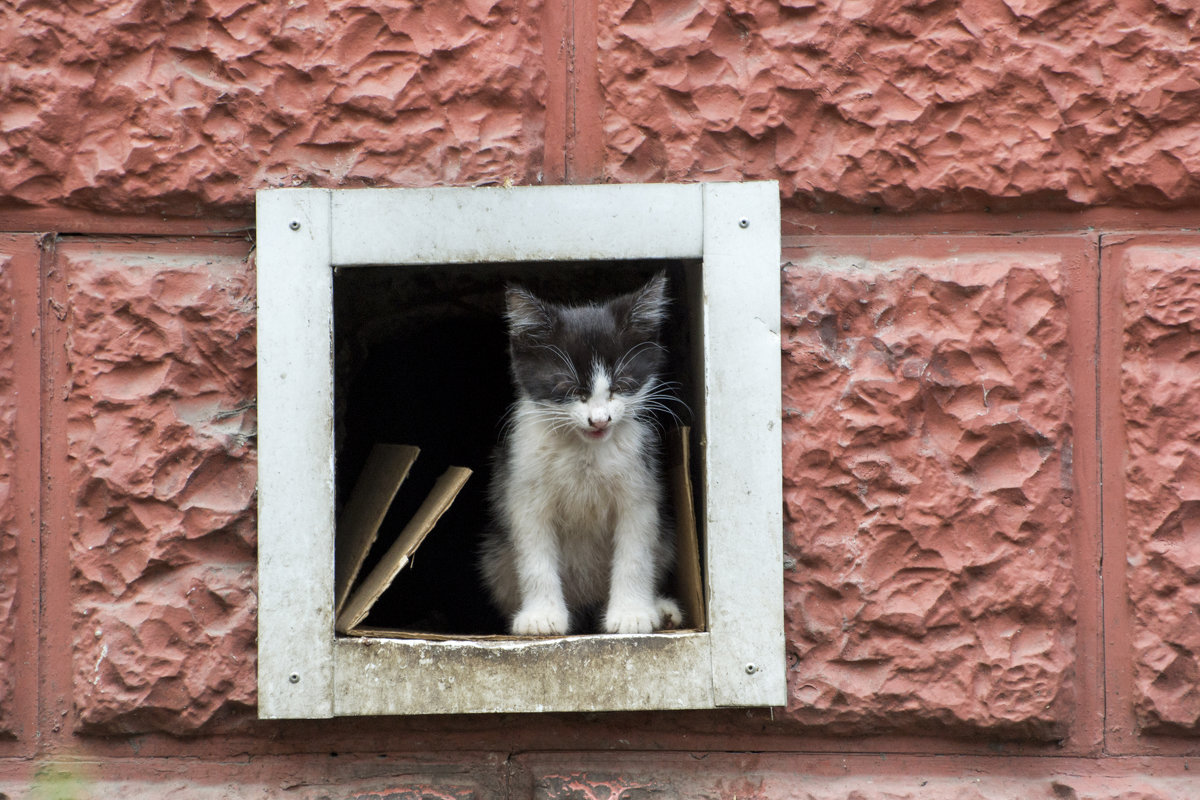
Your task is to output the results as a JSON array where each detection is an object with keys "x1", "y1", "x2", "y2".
[{"x1": 481, "y1": 273, "x2": 684, "y2": 636}]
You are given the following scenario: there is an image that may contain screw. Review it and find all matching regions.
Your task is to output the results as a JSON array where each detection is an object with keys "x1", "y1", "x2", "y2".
[
  {"x1": 289, "y1": 672, "x2": 300, "y2": 684},
  {"x1": 289, "y1": 220, "x2": 301, "y2": 231},
  {"x1": 738, "y1": 218, "x2": 749, "y2": 228},
  {"x1": 745, "y1": 663, "x2": 758, "y2": 674}
]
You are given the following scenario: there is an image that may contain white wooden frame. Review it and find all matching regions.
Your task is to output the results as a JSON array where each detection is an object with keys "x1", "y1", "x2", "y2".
[{"x1": 257, "y1": 182, "x2": 784, "y2": 718}]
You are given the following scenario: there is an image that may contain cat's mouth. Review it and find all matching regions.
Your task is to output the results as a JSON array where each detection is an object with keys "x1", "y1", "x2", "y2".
[{"x1": 583, "y1": 427, "x2": 609, "y2": 441}]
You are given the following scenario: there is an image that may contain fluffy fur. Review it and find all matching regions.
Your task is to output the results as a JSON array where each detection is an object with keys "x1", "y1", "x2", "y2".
[{"x1": 481, "y1": 273, "x2": 683, "y2": 635}]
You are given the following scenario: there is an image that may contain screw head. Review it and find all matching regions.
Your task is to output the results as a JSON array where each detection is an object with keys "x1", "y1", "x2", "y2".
[
  {"x1": 289, "y1": 220, "x2": 301, "y2": 231},
  {"x1": 289, "y1": 672, "x2": 300, "y2": 684},
  {"x1": 738, "y1": 218, "x2": 750, "y2": 228},
  {"x1": 745, "y1": 663, "x2": 758, "y2": 674}
]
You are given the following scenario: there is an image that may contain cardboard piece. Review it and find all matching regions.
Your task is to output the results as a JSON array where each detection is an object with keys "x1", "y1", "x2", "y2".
[
  {"x1": 336, "y1": 466, "x2": 473, "y2": 634},
  {"x1": 334, "y1": 444, "x2": 421, "y2": 616},
  {"x1": 669, "y1": 426, "x2": 705, "y2": 630}
]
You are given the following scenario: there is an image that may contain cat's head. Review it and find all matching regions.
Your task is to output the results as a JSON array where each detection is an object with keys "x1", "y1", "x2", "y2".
[{"x1": 504, "y1": 272, "x2": 669, "y2": 443}]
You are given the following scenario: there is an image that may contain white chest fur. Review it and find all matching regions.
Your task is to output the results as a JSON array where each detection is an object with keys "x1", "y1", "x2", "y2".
[{"x1": 506, "y1": 400, "x2": 657, "y2": 537}]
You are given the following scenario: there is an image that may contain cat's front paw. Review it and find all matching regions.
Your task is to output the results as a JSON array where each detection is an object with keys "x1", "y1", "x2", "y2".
[
  {"x1": 656, "y1": 597, "x2": 684, "y2": 629},
  {"x1": 511, "y1": 604, "x2": 570, "y2": 636},
  {"x1": 602, "y1": 603, "x2": 659, "y2": 634}
]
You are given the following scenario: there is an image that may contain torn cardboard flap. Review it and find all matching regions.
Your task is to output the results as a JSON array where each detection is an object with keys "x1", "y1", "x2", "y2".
[
  {"x1": 668, "y1": 426, "x2": 705, "y2": 630},
  {"x1": 334, "y1": 444, "x2": 420, "y2": 616},
  {"x1": 336, "y1": 464, "x2": 472, "y2": 634}
]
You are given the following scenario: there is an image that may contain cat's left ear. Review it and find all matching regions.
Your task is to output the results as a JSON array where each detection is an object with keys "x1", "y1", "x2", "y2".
[
  {"x1": 625, "y1": 271, "x2": 669, "y2": 336},
  {"x1": 505, "y1": 284, "x2": 553, "y2": 343}
]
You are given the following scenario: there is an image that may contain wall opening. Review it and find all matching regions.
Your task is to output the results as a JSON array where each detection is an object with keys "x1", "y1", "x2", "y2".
[{"x1": 331, "y1": 259, "x2": 704, "y2": 637}]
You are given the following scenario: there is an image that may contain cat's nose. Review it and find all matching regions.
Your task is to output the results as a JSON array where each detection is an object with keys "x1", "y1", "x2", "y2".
[{"x1": 588, "y1": 412, "x2": 610, "y2": 430}]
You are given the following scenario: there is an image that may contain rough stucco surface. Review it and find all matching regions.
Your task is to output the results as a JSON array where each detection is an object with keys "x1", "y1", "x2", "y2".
[
  {"x1": 526, "y1": 758, "x2": 1200, "y2": 800},
  {"x1": 6, "y1": 0, "x2": 1200, "y2": 216},
  {"x1": 5, "y1": 761, "x2": 1200, "y2": 800},
  {"x1": 598, "y1": 0, "x2": 1200, "y2": 211},
  {"x1": 5, "y1": 756, "x2": 500, "y2": 800},
  {"x1": 5, "y1": 779, "x2": 483, "y2": 800},
  {"x1": 0, "y1": 257, "x2": 14, "y2": 734},
  {"x1": 64, "y1": 241, "x2": 258, "y2": 734},
  {"x1": 534, "y1": 777, "x2": 1198, "y2": 800},
  {"x1": 0, "y1": 0, "x2": 545, "y2": 216},
  {"x1": 1121, "y1": 242, "x2": 1200, "y2": 735},
  {"x1": 780, "y1": 242, "x2": 1076, "y2": 738}
]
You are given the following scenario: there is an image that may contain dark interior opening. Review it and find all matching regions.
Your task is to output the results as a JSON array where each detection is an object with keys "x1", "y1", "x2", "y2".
[{"x1": 333, "y1": 259, "x2": 702, "y2": 636}]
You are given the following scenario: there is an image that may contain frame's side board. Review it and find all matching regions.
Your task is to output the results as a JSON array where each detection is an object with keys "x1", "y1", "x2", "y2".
[
  {"x1": 256, "y1": 188, "x2": 337, "y2": 719},
  {"x1": 700, "y1": 182, "x2": 786, "y2": 708}
]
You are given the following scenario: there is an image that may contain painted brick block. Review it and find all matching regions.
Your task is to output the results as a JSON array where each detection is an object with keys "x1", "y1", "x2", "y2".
[
  {"x1": 8, "y1": 756, "x2": 502, "y2": 800},
  {"x1": 779, "y1": 238, "x2": 1085, "y2": 738},
  {"x1": 0, "y1": 255, "x2": 15, "y2": 735},
  {"x1": 0, "y1": 0, "x2": 545, "y2": 215},
  {"x1": 1119, "y1": 240, "x2": 1200, "y2": 735},
  {"x1": 598, "y1": 0, "x2": 1200, "y2": 212},
  {"x1": 63, "y1": 240, "x2": 258, "y2": 734},
  {"x1": 524, "y1": 754, "x2": 1198, "y2": 800}
]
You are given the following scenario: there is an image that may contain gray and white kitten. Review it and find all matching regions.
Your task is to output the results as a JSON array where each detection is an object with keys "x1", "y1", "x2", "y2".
[{"x1": 481, "y1": 273, "x2": 683, "y2": 635}]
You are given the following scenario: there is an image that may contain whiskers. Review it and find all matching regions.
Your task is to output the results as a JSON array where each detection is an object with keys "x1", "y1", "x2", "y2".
[
  {"x1": 613, "y1": 340, "x2": 666, "y2": 379},
  {"x1": 498, "y1": 397, "x2": 578, "y2": 440},
  {"x1": 630, "y1": 378, "x2": 690, "y2": 435},
  {"x1": 496, "y1": 378, "x2": 689, "y2": 446}
]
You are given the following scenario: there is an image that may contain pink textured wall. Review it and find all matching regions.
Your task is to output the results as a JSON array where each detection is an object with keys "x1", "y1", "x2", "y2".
[
  {"x1": 518, "y1": 753, "x2": 1200, "y2": 800},
  {"x1": 600, "y1": 0, "x2": 1200, "y2": 210},
  {"x1": 2, "y1": 0, "x2": 1200, "y2": 797},
  {"x1": 780, "y1": 239, "x2": 1085, "y2": 739},
  {"x1": 0, "y1": 256, "x2": 15, "y2": 735},
  {"x1": 3, "y1": 0, "x2": 1200, "y2": 215},
  {"x1": 1, "y1": 0, "x2": 546, "y2": 216},
  {"x1": 1117, "y1": 240, "x2": 1200, "y2": 736},
  {"x1": 62, "y1": 241, "x2": 258, "y2": 735}
]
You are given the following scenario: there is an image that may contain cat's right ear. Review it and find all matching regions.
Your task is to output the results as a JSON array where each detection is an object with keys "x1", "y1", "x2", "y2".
[
  {"x1": 505, "y1": 285, "x2": 553, "y2": 343},
  {"x1": 626, "y1": 270, "x2": 669, "y2": 336}
]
